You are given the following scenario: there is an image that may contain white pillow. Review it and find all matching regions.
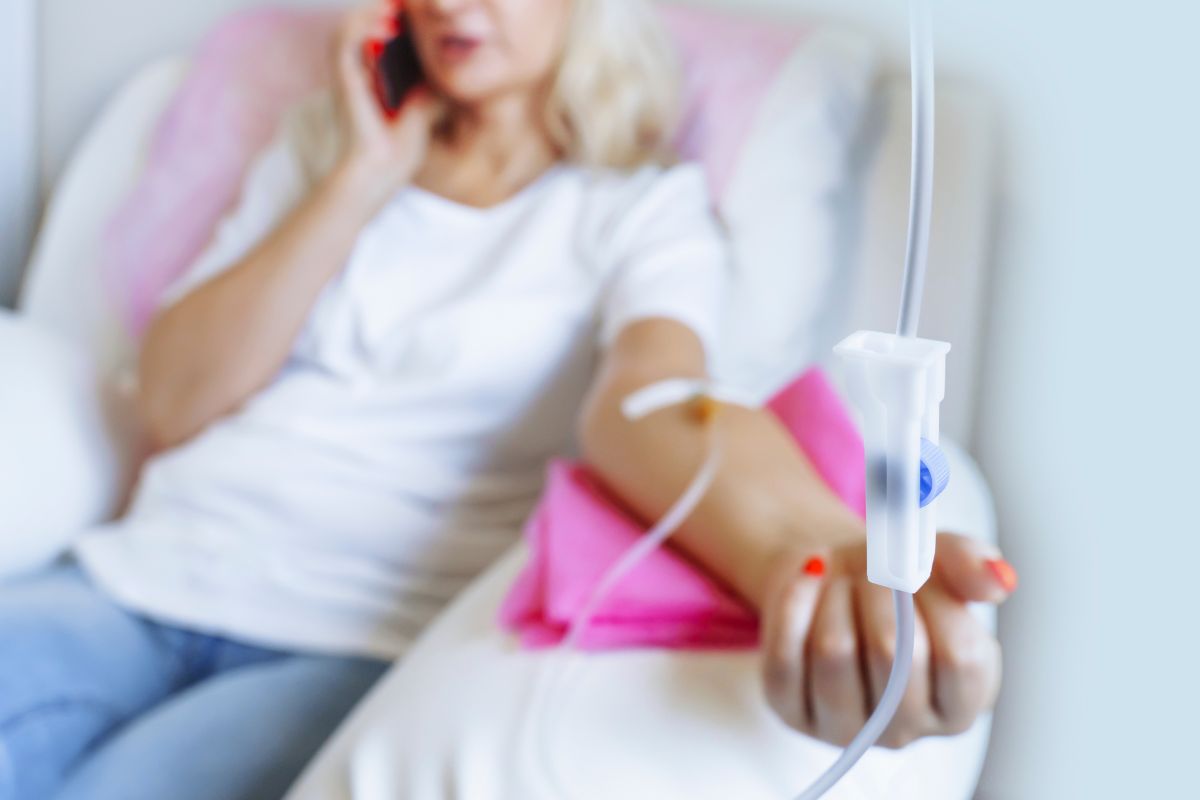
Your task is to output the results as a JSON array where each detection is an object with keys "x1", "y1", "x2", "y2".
[
  {"x1": 714, "y1": 28, "x2": 879, "y2": 399},
  {"x1": 0, "y1": 311, "x2": 140, "y2": 580},
  {"x1": 19, "y1": 57, "x2": 190, "y2": 375}
]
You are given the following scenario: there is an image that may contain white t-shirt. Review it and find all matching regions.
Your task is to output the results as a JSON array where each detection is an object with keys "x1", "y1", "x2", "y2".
[{"x1": 75, "y1": 95, "x2": 731, "y2": 660}]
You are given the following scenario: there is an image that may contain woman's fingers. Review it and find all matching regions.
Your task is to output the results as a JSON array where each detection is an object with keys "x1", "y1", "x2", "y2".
[
  {"x1": 931, "y1": 532, "x2": 1018, "y2": 604},
  {"x1": 370, "y1": 0, "x2": 402, "y2": 40},
  {"x1": 763, "y1": 536, "x2": 1008, "y2": 749},
  {"x1": 855, "y1": 580, "x2": 934, "y2": 749},
  {"x1": 808, "y1": 577, "x2": 867, "y2": 746},
  {"x1": 916, "y1": 582, "x2": 1002, "y2": 735},
  {"x1": 336, "y1": 3, "x2": 399, "y2": 111},
  {"x1": 333, "y1": 7, "x2": 383, "y2": 127},
  {"x1": 854, "y1": 579, "x2": 894, "y2": 708},
  {"x1": 328, "y1": 0, "x2": 438, "y2": 192},
  {"x1": 761, "y1": 551, "x2": 828, "y2": 731},
  {"x1": 388, "y1": 86, "x2": 442, "y2": 139}
]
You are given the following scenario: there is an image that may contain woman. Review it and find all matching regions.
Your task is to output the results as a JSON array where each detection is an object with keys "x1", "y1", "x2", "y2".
[{"x1": 0, "y1": 1, "x2": 1014, "y2": 798}]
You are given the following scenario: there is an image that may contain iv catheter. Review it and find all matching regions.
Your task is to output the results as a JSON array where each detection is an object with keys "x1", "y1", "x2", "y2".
[
  {"x1": 528, "y1": 0, "x2": 950, "y2": 796},
  {"x1": 796, "y1": 0, "x2": 950, "y2": 793}
]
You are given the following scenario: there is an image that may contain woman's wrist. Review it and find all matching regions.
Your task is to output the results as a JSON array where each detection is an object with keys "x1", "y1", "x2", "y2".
[
  {"x1": 741, "y1": 513, "x2": 864, "y2": 611},
  {"x1": 782, "y1": 508, "x2": 866, "y2": 552},
  {"x1": 326, "y1": 156, "x2": 406, "y2": 219}
]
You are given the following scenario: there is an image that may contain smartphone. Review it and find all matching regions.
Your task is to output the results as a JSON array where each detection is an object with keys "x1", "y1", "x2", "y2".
[{"x1": 363, "y1": 10, "x2": 424, "y2": 119}]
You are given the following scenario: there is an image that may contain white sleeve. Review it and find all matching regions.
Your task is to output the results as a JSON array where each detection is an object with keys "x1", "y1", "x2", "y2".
[
  {"x1": 156, "y1": 114, "x2": 314, "y2": 311},
  {"x1": 596, "y1": 164, "x2": 732, "y2": 363}
]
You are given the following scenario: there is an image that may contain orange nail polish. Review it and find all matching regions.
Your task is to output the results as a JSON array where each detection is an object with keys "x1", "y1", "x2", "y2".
[
  {"x1": 802, "y1": 556, "x2": 826, "y2": 578},
  {"x1": 984, "y1": 558, "x2": 1019, "y2": 593}
]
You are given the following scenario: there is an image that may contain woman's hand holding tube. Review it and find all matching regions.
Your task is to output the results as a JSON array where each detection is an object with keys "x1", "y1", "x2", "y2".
[
  {"x1": 761, "y1": 533, "x2": 1014, "y2": 749},
  {"x1": 582, "y1": 320, "x2": 1012, "y2": 749},
  {"x1": 331, "y1": 1, "x2": 442, "y2": 211}
]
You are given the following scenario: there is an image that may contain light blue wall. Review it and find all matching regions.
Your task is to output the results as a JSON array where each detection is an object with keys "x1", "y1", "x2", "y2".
[
  {"x1": 18, "y1": 3, "x2": 1200, "y2": 794},
  {"x1": 695, "y1": 1, "x2": 1198, "y2": 797},
  {"x1": 0, "y1": 0, "x2": 38, "y2": 306}
]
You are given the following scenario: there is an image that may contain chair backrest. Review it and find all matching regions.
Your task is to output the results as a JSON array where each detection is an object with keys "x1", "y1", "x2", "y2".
[
  {"x1": 20, "y1": 57, "x2": 191, "y2": 379},
  {"x1": 20, "y1": 5, "x2": 997, "y2": 444},
  {"x1": 21, "y1": 5, "x2": 872, "y2": 387}
]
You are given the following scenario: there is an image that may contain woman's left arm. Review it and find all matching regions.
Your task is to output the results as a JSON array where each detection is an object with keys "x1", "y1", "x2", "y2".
[
  {"x1": 579, "y1": 317, "x2": 1012, "y2": 749},
  {"x1": 578, "y1": 317, "x2": 864, "y2": 610}
]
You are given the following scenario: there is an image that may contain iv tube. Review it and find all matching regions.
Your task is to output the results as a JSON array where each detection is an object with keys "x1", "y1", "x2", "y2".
[
  {"x1": 793, "y1": 0, "x2": 936, "y2": 795},
  {"x1": 530, "y1": 1, "x2": 937, "y2": 796}
]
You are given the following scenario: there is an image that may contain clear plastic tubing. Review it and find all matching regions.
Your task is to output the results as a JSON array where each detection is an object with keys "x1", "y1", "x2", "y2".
[
  {"x1": 793, "y1": 0, "x2": 935, "y2": 796},
  {"x1": 534, "y1": 1, "x2": 936, "y2": 796},
  {"x1": 530, "y1": 417, "x2": 726, "y2": 800},
  {"x1": 791, "y1": 590, "x2": 916, "y2": 799}
]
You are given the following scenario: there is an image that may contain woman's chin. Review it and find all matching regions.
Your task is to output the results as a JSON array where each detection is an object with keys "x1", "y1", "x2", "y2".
[
  {"x1": 426, "y1": 66, "x2": 511, "y2": 106},
  {"x1": 434, "y1": 83, "x2": 507, "y2": 108}
]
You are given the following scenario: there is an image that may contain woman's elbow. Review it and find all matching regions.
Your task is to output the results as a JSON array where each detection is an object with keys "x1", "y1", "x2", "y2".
[
  {"x1": 578, "y1": 372, "x2": 652, "y2": 483},
  {"x1": 577, "y1": 379, "x2": 625, "y2": 473},
  {"x1": 576, "y1": 393, "x2": 607, "y2": 469},
  {"x1": 136, "y1": 378, "x2": 201, "y2": 453},
  {"x1": 136, "y1": 340, "x2": 209, "y2": 452}
]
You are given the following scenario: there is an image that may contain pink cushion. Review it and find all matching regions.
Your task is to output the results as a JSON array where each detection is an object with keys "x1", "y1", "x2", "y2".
[
  {"x1": 98, "y1": 4, "x2": 810, "y2": 336},
  {"x1": 660, "y1": 5, "x2": 809, "y2": 197},
  {"x1": 100, "y1": 8, "x2": 340, "y2": 336},
  {"x1": 498, "y1": 367, "x2": 865, "y2": 651}
]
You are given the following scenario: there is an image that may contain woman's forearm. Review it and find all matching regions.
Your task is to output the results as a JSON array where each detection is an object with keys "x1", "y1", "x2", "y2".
[
  {"x1": 580, "y1": 324, "x2": 865, "y2": 611},
  {"x1": 137, "y1": 160, "x2": 384, "y2": 450}
]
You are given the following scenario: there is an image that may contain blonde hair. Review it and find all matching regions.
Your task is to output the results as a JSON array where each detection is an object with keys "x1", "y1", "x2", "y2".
[{"x1": 544, "y1": 0, "x2": 682, "y2": 169}]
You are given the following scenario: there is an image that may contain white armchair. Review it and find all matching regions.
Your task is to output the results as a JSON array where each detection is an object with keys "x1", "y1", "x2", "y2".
[
  {"x1": 0, "y1": 310, "x2": 127, "y2": 575},
  {"x1": 0, "y1": 60, "x2": 181, "y2": 579},
  {"x1": 284, "y1": 438, "x2": 997, "y2": 800},
  {"x1": 2, "y1": 15, "x2": 1001, "y2": 797}
]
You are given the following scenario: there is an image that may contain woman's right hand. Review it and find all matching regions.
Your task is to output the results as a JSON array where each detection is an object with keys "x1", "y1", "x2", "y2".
[
  {"x1": 761, "y1": 533, "x2": 1011, "y2": 749},
  {"x1": 330, "y1": 0, "x2": 441, "y2": 206}
]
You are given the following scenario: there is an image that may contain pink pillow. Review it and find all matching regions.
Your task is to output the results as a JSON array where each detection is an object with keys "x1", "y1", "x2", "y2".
[
  {"x1": 98, "y1": 4, "x2": 810, "y2": 336},
  {"x1": 660, "y1": 4, "x2": 809, "y2": 197},
  {"x1": 100, "y1": 8, "x2": 339, "y2": 336},
  {"x1": 499, "y1": 367, "x2": 865, "y2": 651}
]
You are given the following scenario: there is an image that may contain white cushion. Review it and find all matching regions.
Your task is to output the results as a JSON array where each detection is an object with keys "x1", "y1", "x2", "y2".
[
  {"x1": 19, "y1": 57, "x2": 190, "y2": 376},
  {"x1": 5, "y1": 60, "x2": 187, "y2": 561},
  {"x1": 0, "y1": 311, "x2": 140, "y2": 579},
  {"x1": 714, "y1": 28, "x2": 878, "y2": 400}
]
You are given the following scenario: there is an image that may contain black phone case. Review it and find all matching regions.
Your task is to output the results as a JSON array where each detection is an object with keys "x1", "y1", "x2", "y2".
[{"x1": 377, "y1": 24, "x2": 423, "y2": 114}]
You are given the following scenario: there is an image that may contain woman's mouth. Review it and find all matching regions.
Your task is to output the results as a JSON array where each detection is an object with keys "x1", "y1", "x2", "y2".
[{"x1": 437, "y1": 34, "x2": 482, "y2": 64}]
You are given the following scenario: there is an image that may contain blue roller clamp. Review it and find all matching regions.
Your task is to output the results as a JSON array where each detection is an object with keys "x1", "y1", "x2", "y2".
[{"x1": 919, "y1": 438, "x2": 950, "y2": 507}]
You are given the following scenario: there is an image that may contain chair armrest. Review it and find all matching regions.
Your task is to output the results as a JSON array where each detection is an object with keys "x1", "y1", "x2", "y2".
[
  {"x1": 938, "y1": 438, "x2": 998, "y2": 546},
  {"x1": 0, "y1": 310, "x2": 140, "y2": 580},
  {"x1": 286, "y1": 448, "x2": 999, "y2": 800}
]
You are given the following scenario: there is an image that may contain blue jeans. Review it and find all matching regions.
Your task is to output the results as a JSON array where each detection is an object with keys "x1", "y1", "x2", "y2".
[{"x1": 0, "y1": 563, "x2": 390, "y2": 800}]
